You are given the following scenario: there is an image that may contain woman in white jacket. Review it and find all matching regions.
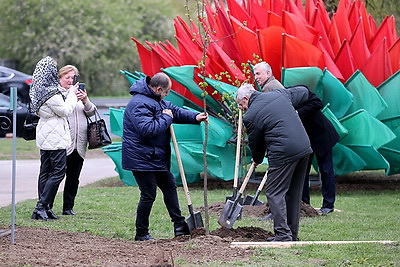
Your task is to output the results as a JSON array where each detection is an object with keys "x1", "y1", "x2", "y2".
[
  {"x1": 58, "y1": 65, "x2": 96, "y2": 215},
  {"x1": 30, "y1": 56, "x2": 78, "y2": 221}
]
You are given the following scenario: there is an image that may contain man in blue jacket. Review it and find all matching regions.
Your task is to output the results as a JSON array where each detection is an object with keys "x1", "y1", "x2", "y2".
[
  {"x1": 236, "y1": 83, "x2": 312, "y2": 242},
  {"x1": 122, "y1": 73, "x2": 207, "y2": 241}
]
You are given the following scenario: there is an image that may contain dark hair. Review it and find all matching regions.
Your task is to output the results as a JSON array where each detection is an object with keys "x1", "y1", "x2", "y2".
[{"x1": 149, "y1": 73, "x2": 171, "y2": 91}]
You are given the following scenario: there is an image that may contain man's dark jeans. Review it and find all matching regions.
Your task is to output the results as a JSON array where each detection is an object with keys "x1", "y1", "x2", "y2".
[{"x1": 132, "y1": 170, "x2": 185, "y2": 237}]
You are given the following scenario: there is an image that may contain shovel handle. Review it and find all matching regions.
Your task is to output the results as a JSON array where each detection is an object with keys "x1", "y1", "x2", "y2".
[
  {"x1": 170, "y1": 125, "x2": 192, "y2": 206},
  {"x1": 238, "y1": 162, "x2": 256, "y2": 195},
  {"x1": 257, "y1": 170, "x2": 268, "y2": 191},
  {"x1": 233, "y1": 109, "x2": 243, "y2": 188}
]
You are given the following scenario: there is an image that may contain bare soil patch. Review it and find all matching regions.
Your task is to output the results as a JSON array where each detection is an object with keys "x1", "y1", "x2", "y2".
[
  {"x1": 2, "y1": 171, "x2": 399, "y2": 266},
  {"x1": 1, "y1": 226, "x2": 262, "y2": 266},
  {"x1": 0, "y1": 201, "x2": 317, "y2": 267}
]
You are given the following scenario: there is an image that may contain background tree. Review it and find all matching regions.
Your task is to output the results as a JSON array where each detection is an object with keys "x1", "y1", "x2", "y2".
[
  {"x1": 0, "y1": 0, "x2": 184, "y2": 95},
  {"x1": 324, "y1": 0, "x2": 399, "y2": 30}
]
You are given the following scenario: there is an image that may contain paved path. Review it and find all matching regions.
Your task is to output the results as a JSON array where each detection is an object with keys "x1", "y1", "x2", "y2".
[{"x1": 0, "y1": 157, "x2": 118, "y2": 207}]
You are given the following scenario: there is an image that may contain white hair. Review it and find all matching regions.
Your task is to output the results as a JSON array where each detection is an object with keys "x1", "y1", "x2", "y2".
[
  {"x1": 254, "y1": 61, "x2": 272, "y2": 74},
  {"x1": 236, "y1": 83, "x2": 256, "y2": 101}
]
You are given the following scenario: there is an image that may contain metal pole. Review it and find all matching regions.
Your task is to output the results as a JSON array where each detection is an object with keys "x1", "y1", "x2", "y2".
[{"x1": 10, "y1": 87, "x2": 17, "y2": 244}]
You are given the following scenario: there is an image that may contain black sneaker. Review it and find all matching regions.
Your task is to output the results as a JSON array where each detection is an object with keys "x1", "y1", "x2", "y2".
[
  {"x1": 134, "y1": 234, "x2": 154, "y2": 241},
  {"x1": 318, "y1": 208, "x2": 334, "y2": 215}
]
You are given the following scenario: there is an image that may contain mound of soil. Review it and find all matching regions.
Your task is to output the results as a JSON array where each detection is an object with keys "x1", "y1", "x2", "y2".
[{"x1": 200, "y1": 201, "x2": 318, "y2": 218}]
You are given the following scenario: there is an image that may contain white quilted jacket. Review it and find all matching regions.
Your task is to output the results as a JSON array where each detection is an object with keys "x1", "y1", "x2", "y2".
[{"x1": 36, "y1": 93, "x2": 77, "y2": 150}]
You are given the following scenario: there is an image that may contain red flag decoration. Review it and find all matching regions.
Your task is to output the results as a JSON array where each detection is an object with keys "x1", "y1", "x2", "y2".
[
  {"x1": 226, "y1": 0, "x2": 257, "y2": 31},
  {"x1": 334, "y1": 39, "x2": 356, "y2": 81},
  {"x1": 282, "y1": 33, "x2": 323, "y2": 68},
  {"x1": 229, "y1": 15, "x2": 261, "y2": 63},
  {"x1": 213, "y1": 2, "x2": 242, "y2": 63},
  {"x1": 348, "y1": 19, "x2": 371, "y2": 69},
  {"x1": 283, "y1": 11, "x2": 319, "y2": 44},
  {"x1": 130, "y1": 0, "x2": 398, "y2": 110},
  {"x1": 347, "y1": 1, "x2": 361, "y2": 31},
  {"x1": 359, "y1": 1, "x2": 374, "y2": 45},
  {"x1": 258, "y1": 26, "x2": 286, "y2": 81},
  {"x1": 284, "y1": 0, "x2": 306, "y2": 21},
  {"x1": 131, "y1": 37, "x2": 153, "y2": 76},
  {"x1": 249, "y1": 2, "x2": 269, "y2": 29},
  {"x1": 305, "y1": 0, "x2": 316, "y2": 23},
  {"x1": 159, "y1": 40, "x2": 184, "y2": 66},
  {"x1": 317, "y1": 40, "x2": 344, "y2": 81},
  {"x1": 332, "y1": 5, "x2": 352, "y2": 42},
  {"x1": 369, "y1": 16, "x2": 398, "y2": 52},
  {"x1": 262, "y1": 0, "x2": 284, "y2": 16},
  {"x1": 327, "y1": 16, "x2": 342, "y2": 55},
  {"x1": 267, "y1": 11, "x2": 283, "y2": 27},
  {"x1": 315, "y1": 0, "x2": 331, "y2": 32},
  {"x1": 312, "y1": 8, "x2": 334, "y2": 58},
  {"x1": 361, "y1": 38, "x2": 393, "y2": 87},
  {"x1": 389, "y1": 38, "x2": 400, "y2": 72}
]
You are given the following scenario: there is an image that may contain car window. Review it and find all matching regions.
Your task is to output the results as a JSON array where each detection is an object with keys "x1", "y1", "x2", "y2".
[
  {"x1": 0, "y1": 94, "x2": 11, "y2": 108},
  {"x1": 0, "y1": 70, "x2": 14, "y2": 81}
]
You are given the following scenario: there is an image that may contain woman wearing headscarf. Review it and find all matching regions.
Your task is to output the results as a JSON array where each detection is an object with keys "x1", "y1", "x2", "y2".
[
  {"x1": 30, "y1": 56, "x2": 78, "y2": 221},
  {"x1": 58, "y1": 65, "x2": 96, "y2": 215}
]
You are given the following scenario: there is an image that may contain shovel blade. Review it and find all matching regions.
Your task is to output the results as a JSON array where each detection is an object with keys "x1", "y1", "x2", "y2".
[
  {"x1": 218, "y1": 199, "x2": 243, "y2": 228},
  {"x1": 186, "y1": 211, "x2": 204, "y2": 233},
  {"x1": 243, "y1": 195, "x2": 264, "y2": 206},
  {"x1": 225, "y1": 195, "x2": 244, "y2": 204}
]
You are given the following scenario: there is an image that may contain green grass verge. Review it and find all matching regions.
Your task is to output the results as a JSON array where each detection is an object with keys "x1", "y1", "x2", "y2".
[
  {"x1": 0, "y1": 137, "x2": 121, "y2": 160},
  {"x1": 0, "y1": 176, "x2": 399, "y2": 266}
]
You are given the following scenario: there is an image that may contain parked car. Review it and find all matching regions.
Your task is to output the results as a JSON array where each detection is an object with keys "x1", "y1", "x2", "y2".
[
  {"x1": 0, "y1": 66, "x2": 32, "y2": 104},
  {"x1": 0, "y1": 93, "x2": 35, "y2": 137}
]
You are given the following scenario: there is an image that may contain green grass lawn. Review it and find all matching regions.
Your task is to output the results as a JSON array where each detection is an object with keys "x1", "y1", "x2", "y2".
[{"x1": 1, "y1": 176, "x2": 399, "y2": 266}]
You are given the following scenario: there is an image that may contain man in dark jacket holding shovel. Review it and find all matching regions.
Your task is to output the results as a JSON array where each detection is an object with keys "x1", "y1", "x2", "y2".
[
  {"x1": 236, "y1": 83, "x2": 312, "y2": 241},
  {"x1": 122, "y1": 72, "x2": 207, "y2": 241}
]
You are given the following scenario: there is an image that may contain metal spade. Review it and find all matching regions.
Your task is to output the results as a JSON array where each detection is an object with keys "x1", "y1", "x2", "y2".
[
  {"x1": 171, "y1": 125, "x2": 203, "y2": 233},
  {"x1": 243, "y1": 170, "x2": 268, "y2": 206},
  {"x1": 218, "y1": 162, "x2": 256, "y2": 228}
]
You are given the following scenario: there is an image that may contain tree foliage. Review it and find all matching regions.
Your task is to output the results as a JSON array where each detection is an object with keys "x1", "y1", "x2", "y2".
[
  {"x1": 0, "y1": 0, "x2": 183, "y2": 95},
  {"x1": 324, "y1": 0, "x2": 399, "y2": 30}
]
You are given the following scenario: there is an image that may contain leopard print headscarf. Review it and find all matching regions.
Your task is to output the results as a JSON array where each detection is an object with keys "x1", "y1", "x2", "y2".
[{"x1": 29, "y1": 56, "x2": 62, "y2": 113}]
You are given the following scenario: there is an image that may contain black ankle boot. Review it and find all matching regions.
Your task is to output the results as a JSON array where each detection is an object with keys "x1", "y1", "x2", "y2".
[
  {"x1": 174, "y1": 223, "x2": 190, "y2": 237},
  {"x1": 45, "y1": 207, "x2": 59, "y2": 220},
  {"x1": 31, "y1": 203, "x2": 51, "y2": 221}
]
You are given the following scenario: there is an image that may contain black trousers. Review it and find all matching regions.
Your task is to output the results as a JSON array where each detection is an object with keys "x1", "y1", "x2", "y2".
[
  {"x1": 132, "y1": 170, "x2": 186, "y2": 237},
  {"x1": 302, "y1": 149, "x2": 336, "y2": 209},
  {"x1": 63, "y1": 150, "x2": 84, "y2": 211},
  {"x1": 266, "y1": 155, "x2": 309, "y2": 241},
  {"x1": 37, "y1": 149, "x2": 67, "y2": 208}
]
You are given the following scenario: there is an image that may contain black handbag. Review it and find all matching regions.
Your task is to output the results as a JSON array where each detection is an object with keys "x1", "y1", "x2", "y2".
[
  {"x1": 87, "y1": 109, "x2": 112, "y2": 149},
  {"x1": 22, "y1": 104, "x2": 39, "y2": 141}
]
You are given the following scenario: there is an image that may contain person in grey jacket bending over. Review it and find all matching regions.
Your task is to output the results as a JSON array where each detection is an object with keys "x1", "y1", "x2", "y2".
[{"x1": 235, "y1": 83, "x2": 312, "y2": 242}]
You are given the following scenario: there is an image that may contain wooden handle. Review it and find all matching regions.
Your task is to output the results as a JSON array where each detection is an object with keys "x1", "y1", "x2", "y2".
[
  {"x1": 233, "y1": 109, "x2": 243, "y2": 188},
  {"x1": 257, "y1": 171, "x2": 268, "y2": 191},
  {"x1": 238, "y1": 162, "x2": 256, "y2": 194},
  {"x1": 170, "y1": 125, "x2": 192, "y2": 206}
]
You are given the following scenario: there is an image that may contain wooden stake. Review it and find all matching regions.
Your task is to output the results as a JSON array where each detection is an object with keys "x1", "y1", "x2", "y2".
[{"x1": 230, "y1": 240, "x2": 397, "y2": 248}]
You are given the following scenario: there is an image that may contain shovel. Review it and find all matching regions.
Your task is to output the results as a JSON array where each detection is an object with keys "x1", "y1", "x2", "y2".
[
  {"x1": 226, "y1": 109, "x2": 244, "y2": 204},
  {"x1": 243, "y1": 170, "x2": 268, "y2": 206},
  {"x1": 170, "y1": 125, "x2": 204, "y2": 233},
  {"x1": 218, "y1": 162, "x2": 256, "y2": 228}
]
